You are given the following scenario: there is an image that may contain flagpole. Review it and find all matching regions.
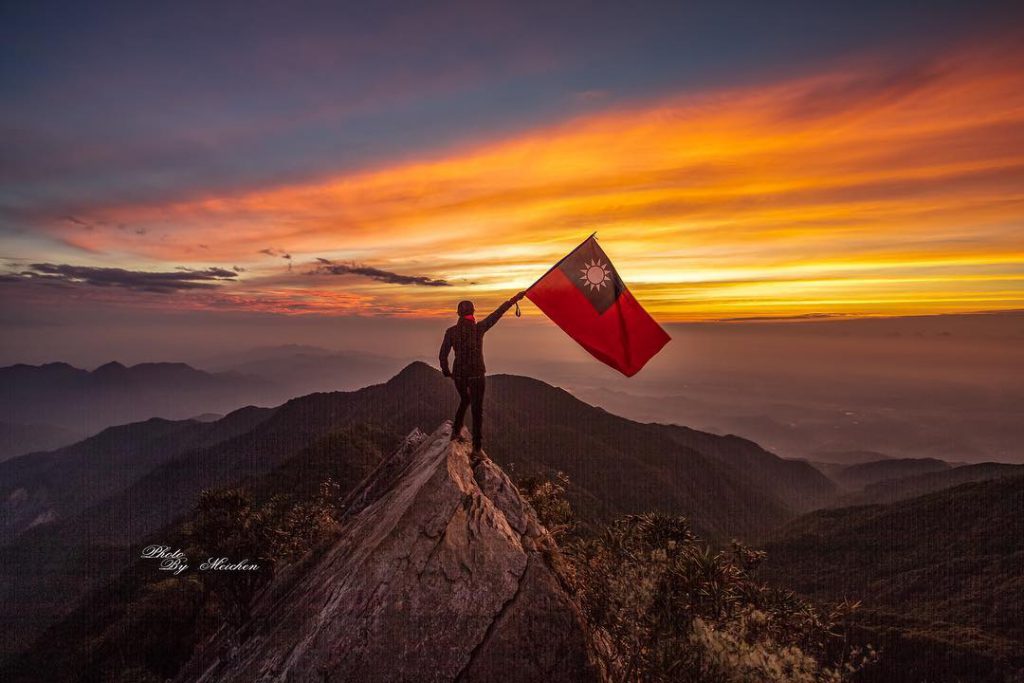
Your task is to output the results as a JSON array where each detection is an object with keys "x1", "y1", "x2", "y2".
[{"x1": 525, "y1": 231, "x2": 597, "y2": 292}]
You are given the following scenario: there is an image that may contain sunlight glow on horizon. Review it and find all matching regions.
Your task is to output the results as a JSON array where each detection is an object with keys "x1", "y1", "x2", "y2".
[{"x1": 16, "y1": 45, "x2": 1024, "y2": 321}]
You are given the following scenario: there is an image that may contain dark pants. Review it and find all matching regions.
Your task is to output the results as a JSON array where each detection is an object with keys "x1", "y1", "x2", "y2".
[{"x1": 451, "y1": 375, "x2": 485, "y2": 450}]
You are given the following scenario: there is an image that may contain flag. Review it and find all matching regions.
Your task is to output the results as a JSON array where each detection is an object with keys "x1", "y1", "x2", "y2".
[{"x1": 526, "y1": 235, "x2": 670, "y2": 376}]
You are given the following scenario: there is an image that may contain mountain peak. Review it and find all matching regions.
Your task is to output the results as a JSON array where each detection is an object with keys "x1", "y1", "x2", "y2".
[
  {"x1": 383, "y1": 360, "x2": 447, "y2": 391},
  {"x1": 174, "y1": 422, "x2": 601, "y2": 682},
  {"x1": 92, "y1": 361, "x2": 127, "y2": 374},
  {"x1": 391, "y1": 359, "x2": 439, "y2": 380}
]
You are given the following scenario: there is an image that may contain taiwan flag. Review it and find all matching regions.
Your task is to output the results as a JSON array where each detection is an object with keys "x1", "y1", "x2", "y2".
[{"x1": 526, "y1": 235, "x2": 670, "y2": 377}]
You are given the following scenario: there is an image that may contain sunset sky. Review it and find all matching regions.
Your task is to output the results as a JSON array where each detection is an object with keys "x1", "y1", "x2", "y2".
[{"x1": 3, "y1": 0, "x2": 1023, "y2": 339}]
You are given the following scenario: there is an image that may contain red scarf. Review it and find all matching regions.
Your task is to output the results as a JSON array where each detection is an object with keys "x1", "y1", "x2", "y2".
[{"x1": 462, "y1": 314, "x2": 475, "y2": 323}]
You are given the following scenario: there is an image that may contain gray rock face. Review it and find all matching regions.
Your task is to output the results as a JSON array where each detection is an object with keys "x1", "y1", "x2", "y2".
[{"x1": 175, "y1": 422, "x2": 602, "y2": 683}]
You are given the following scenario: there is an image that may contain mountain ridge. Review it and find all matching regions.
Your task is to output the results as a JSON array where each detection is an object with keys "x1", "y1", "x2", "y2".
[
  {"x1": 0, "y1": 361, "x2": 819, "y2": 665},
  {"x1": 847, "y1": 461, "x2": 1024, "y2": 506},
  {"x1": 759, "y1": 475, "x2": 1024, "y2": 681},
  {"x1": 826, "y1": 457, "x2": 952, "y2": 491},
  {"x1": 0, "y1": 360, "x2": 281, "y2": 441},
  {"x1": 172, "y1": 422, "x2": 603, "y2": 683}
]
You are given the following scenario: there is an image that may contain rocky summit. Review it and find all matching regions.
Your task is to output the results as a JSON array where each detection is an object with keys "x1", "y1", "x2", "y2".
[{"x1": 174, "y1": 422, "x2": 603, "y2": 682}]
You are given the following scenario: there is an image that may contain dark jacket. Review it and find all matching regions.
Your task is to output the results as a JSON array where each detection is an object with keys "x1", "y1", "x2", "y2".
[{"x1": 439, "y1": 298, "x2": 516, "y2": 378}]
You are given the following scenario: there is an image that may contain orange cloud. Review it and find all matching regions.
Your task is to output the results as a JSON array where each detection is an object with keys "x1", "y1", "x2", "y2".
[{"x1": 46, "y1": 44, "x2": 1024, "y2": 319}]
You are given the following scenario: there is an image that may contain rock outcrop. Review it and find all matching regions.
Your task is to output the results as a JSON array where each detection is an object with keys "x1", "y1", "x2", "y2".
[{"x1": 174, "y1": 422, "x2": 602, "y2": 682}]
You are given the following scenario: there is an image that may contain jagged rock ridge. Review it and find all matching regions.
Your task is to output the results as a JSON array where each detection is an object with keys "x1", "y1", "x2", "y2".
[{"x1": 175, "y1": 422, "x2": 602, "y2": 682}]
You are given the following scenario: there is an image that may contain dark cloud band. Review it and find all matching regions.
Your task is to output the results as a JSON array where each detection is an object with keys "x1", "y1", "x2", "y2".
[
  {"x1": 314, "y1": 259, "x2": 450, "y2": 287},
  {"x1": 3, "y1": 263, "x2": 238, "y2": 293}
]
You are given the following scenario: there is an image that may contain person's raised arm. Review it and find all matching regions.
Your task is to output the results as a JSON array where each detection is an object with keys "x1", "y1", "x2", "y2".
[
  {"x1": 478, "y1": 290, "x2": 526, "y2": 333},
  {"x1": 438, "y1": 329, "x2": 453, "y2": 377}
]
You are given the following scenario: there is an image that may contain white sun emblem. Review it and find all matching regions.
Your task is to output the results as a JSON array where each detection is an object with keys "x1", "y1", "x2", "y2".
[{"x1": 579, "y1": 259, "x2": 611, "y2": 291}]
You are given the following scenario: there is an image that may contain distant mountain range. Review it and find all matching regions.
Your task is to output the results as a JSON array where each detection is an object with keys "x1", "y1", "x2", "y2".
[
  {"x1": 760, "y1": 475, "x2": 1024, "y2": 681},
  {"x1": 814, "y1": 457, "x2": 952, "y2": 491},
  {"x1": 1, "y1": 362, "x2": 834, "y2": 548},
  {"x1": 0, "y1": 361, "x2": 280, "y2": 451},
  {"x1": 802, "y1": 455, "x2": 1024, "y2": 507},
  {"x1": 807, "y1": 449, "x2": 894, "y2": 464},
  {"x1": 848, "y1": 461, "x2": 1024, "y2": 506},
  {"x1": 0, "y1": 351, "x2": 414, "y2": 461}
]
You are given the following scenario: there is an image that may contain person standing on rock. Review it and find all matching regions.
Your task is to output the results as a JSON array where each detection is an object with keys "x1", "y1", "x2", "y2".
[{"x1": 439, "y1": 291, "x2": 527, "y2": 456}]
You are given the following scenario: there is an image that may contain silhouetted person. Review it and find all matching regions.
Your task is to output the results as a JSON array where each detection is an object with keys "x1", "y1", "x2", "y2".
[{"x1": 439, "y1": 291, "x2": 526, "y2": 455}]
